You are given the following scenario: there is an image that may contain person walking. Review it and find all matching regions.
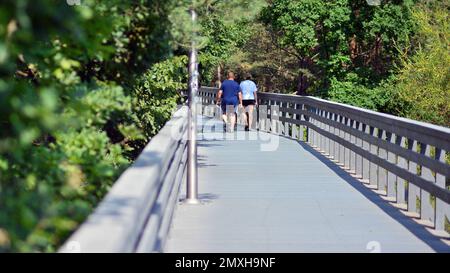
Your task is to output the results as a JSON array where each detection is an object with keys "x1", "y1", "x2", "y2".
[
  {"x1": 239, "y1": 73, "x2": 258, "y2": 131},
  {"x1": 216, "y1": 71, "x2": 242, "y2": 132}
]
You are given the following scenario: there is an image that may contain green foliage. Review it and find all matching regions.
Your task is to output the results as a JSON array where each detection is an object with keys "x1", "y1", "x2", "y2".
[
  {"x1": 247, "y1": 0, "x2": 448, "y2": 127},
  {"x1": 169, "y1": 0, "x2": 266, "y2": 50},
  {"x1": 199, "y1": 18, "x2": 250, "y2": 84},
  {"x1": 168, "y1": 0, "x2": 266, "y2": 85},
  {"x1": 56, "y1": 128, "x2": 129, "y2": 197},
  {"x1": 446, "y1": 216, "x2": 450, "y2": 234},
  {"x1": 0, "y1": 81, "x2": 135, "y2": 252},
  {"x1": 327, "y1": 74, "x2": 391, "y2": 111},
  {"x1": 261, "y1": 0, "x2": 416, "y2": 94},
  {"x1": 133, "y1": 56, "x2": 188, "y2": 140},
  {"x1": 222, "y1": 23, "x2": 300, "y2": 93},
  {"x1": 393, "y1": 2, "x2": 450, "y2": 126},
  {"x1": 0, "y1": 0, "x2": 269, "y2": 253},
  {"x1": 0, "y1": 0, "x2": 183, "y2": 252}
]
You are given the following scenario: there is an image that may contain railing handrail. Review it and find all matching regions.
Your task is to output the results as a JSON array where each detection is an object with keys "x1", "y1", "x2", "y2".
[
  {"x1": 199, "y1": 87, "x2": 450, "y2": 147},
  {"x1": 59, "y1": 107, "x2": 188, "y2": 253},
  {"x1": 199, "y1": 86, "x2": 450, "y2": 234}
]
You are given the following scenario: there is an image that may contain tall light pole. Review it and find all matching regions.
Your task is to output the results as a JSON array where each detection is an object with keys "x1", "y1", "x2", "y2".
[{"x1": 185, "y1": 8, "x2": 200, "y2": 204}]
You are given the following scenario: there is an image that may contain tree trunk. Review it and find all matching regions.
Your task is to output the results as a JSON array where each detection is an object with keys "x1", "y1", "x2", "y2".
[
  {"x1": 296, "y1": 57, "x2": 312, "y2": 96},
  {"x1": 216, "y1": 64, "x2": 222, "y2": 88}
]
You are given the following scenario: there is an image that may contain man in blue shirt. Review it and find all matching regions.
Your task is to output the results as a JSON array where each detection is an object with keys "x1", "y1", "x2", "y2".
[
  {"x1": 216, "y1": 71, "x2": 242, "y2": 132},
  {"x1": 239, "y1": 73, "x2": 258, "y2": 131}
]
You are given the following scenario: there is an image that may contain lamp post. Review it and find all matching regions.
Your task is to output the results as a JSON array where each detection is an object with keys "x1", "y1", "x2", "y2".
[{"x1": 185, "y1": 8, "x2": 200, "y2": 204}]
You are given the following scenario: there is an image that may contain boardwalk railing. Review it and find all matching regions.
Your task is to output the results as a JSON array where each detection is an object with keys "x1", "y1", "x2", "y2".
[
  {"x1": 199, "y1": 87, "x2": 450, "y2": 235},
  {"x1": 59, "y1": 107, "x2": 188, "y2": 253}
]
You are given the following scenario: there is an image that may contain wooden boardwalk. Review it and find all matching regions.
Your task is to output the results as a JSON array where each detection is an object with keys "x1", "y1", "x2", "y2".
[{"x1": 165, "y1": 117, "x2": 450, "y2": 253}]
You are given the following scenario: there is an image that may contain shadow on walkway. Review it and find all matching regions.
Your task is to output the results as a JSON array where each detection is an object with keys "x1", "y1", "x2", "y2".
[{"x1": 295, "y1": 139, "x2": 450, "y2": 253}]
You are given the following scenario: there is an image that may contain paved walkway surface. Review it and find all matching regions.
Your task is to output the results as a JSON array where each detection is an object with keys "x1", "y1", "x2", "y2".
[{"x1": 165, "y1": 117, "x2": 450, "y2": 253}]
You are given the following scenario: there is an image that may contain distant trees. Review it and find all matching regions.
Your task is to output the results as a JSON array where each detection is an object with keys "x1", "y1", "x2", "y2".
[
  {"x1": 226, "y1": 0, "x2": 448, "y2": 126},
  {"x1": 260, "y1": 0, "x2": 416, "y2": 94}
]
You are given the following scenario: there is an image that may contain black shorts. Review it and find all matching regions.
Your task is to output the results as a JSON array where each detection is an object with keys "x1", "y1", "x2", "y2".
[{"x1": 242, "y1": 100, "x2": 255, "y2": 107}]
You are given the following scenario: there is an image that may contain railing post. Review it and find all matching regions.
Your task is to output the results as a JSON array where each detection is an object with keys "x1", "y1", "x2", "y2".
[
  {"x1": 396, "y1": 136, "x2": 408, "y2": 205},
  {"x1": 338, "y1": 116, "x2": 345, "y2": 165},
  {"x1": 355, "y1": 121, "x2": 363, "y2": 178},
  {"x1": 334, "y1": 114, "x2": 340, "y2": 162},
  {"x1": 185, "y1": 8, "x2": 200, "y2": 204},
  {"x1": 369, "y1": 126, "x2": 378, "y2": 187},
  {"x1": 407, "y1": 140, "x2": 420, "y2": 215},
  {"x1": 329, "y1": 113, "x2": 335, "y2": 159},
  {"x1": 362, "y1": 124, "x2": 370, "y2": 182},
  {"x1": 420, "y1": 143, "x2": 435, "y2": 224},
  {"x1": 386, "y1": 132, "x2": 397, "y2": 199},
  {"x1": 435, "y1": 148, "x2": 449, "y2": 232}
]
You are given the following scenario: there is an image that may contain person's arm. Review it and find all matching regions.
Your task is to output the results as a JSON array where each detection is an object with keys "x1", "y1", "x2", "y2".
[
  {"x1": 253, "y1": 82, "x2": 258, "y2": 106},
  {"x1": 216, "y1": 89, "x2": 222, "y2": 105},
  {"x1": 238, "y1": 91, "x2": 243, "y2": 106}
]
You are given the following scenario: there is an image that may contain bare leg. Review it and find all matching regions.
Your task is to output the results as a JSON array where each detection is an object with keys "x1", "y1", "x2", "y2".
[
  {"x1": 244, "y1": 112, "x2": 249, "y2": 130},
  {"x1": 222, "y1": 114, "x2": 228, "y2": 123},
  {"x1": 247, "y1": 105, "x2": 254, "y2": 129},
  {"x1": 229, "y1": 112, "x2": 236, "y2": 132},
  {"x1": 221, "y1": 114, "x2": 227, "y2": 132}
]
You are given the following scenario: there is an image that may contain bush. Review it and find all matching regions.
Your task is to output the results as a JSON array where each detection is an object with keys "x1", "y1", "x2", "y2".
[
  {"x1": 327, "y1": 73, "x2": 392, "y2": 111},
  {"x1": 0, "y1": 0, "x2": 184, "y2": 252},
  {"x1": 132, "y1": 56, "x2": 188, "y2": 141},
  {"x1": 393, "y1": 3, "x2": 450, "y2": 126},
  {"x1": 0, "y1": 82, "x2": 133, "y2": 252}
]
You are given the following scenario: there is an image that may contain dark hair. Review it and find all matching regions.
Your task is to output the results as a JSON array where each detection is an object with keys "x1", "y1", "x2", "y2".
[{"x1": 245, "y1": 73, "x2": 252, "y2": 80}]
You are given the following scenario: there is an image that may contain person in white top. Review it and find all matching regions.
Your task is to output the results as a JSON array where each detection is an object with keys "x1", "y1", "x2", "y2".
[{"x1": 239, "y1": 73, "x2": 258, "y2": 131}]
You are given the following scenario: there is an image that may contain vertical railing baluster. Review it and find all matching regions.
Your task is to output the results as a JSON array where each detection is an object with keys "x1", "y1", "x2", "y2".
[
  {"x1": 435, "y1": 148, "x2": 449, "y2": 233},
  {"x1": 329, "y1": 113, "x2": 336, "y2": 160},
  {"x1": 349, "y1": 119, "x2": 356, "y2": 174},
  {"x1": 259, "y1": 104, "x2": 267, "y2": 132},
  {"x1": 314, "y1": 107, "x2": 319, "y2": 149},
  {"x1": 387, "y1": 132, "x2": 397, "y2": 200},
  {"x1": 396, "y1": 136, "x2": 408, "y2": 206},
  {"x1": 344, "y1": 117, "x2": 351, "y2": 169},
  {"x1": 319, "y1": 110, "x2": 324, "y2": 153},
  {"x1": 355, "y1": 122, "x2": 363, "y2": 178},
  {"x1": 280, "y1": 101, "x2": 284, "y2": 135},
  {"x1": 292, "y1": 103, "x2": 298, "y2": 139},
  {"x1": 369, "y1": 126, "x2": 378, "y2": 188},
  {"x1": 285, "y1": 102, "x2": 290, "y2": 137},
  {"x1": 362, "y1": 124, "x2": 371, "y2": 183},
  {"x1": 308, "y1": 106, "x2": 314, "y2": 146},
  {"x1": 338, "y1": 116, "x2": 345, "y2": 165},
  {"x1": 325, "y1": 111, "x2": 331, "y2": 156},
  {"x1": 302, "y1": 103, "x2": 308, "y2": 142},
  {"x1": 420, "y1": 143, "x2": 435, "y2": 225},
  {"x1": 378, "y1": 130, "x2": 388, "y2": 194},
  {"x1": 407, "y1": 140, "x2": 420, "y2": 216},
  {"x1": 335, "y1": 115, "x2": 341, "y2": 163}
]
